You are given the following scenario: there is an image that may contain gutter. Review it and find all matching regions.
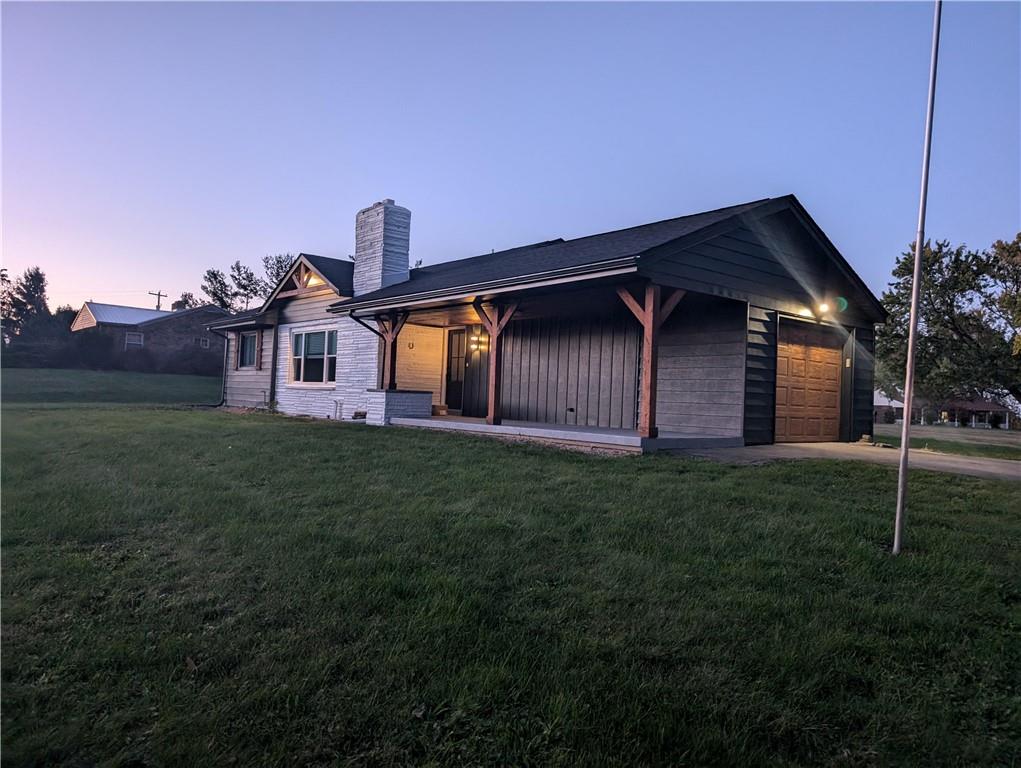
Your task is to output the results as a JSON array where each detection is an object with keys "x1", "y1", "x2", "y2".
[{"x1": 328, "y1": 257, "x2": 639, "y2": 316}]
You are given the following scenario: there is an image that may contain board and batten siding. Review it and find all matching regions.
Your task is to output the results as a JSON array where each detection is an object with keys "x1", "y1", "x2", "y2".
[
  {"x1": 461, "y1": 313, "x2": 640, "y2": 429},
  {"x1": 656, "y1": 294, "x2": 746, "y2": 437},
  {"x1": 395, "y1": 324, "x2": 445, "y2": 406},
  {"x1": 223, "y1": 328, "x2": 275, "y2": 408}
]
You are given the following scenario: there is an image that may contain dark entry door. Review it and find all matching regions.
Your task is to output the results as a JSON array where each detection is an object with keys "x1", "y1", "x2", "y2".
[{"x1": 445, "y1": 329, "x2": 466, "y2": 411}]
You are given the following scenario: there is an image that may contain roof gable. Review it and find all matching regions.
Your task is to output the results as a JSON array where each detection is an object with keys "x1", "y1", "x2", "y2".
[
  {"x1": 73, "y1": 302, "x2": 171, "y2": 327},
  {"x1": 259, "y1": 253, "x2": 353, "y2": 312}
]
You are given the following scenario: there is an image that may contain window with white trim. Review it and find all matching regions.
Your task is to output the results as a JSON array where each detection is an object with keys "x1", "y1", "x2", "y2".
[
  {"x1": 124, "y1": 332, "x2": 144, "y2": 349},
  {"x1": 200, "y1": 337, "x2": 210, "y2": 349},
  {"x1": 239, "y1": 332, "x2": 258, "y2": 368},
  {"x1": 292, "y1": 330, "x2": 337, "y2": 384}
]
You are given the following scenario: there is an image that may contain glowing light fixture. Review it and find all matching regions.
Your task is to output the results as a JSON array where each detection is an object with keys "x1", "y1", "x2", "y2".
[{"x1": 818, "y1": 302, "x2": 830, "y2": 314}]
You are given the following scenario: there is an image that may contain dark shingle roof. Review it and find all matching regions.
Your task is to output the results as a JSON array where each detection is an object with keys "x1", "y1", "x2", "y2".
[
  {"x1": 303, "y1": 253, "x2": 353, "y2": 295},
  {"x1": 331, "y1": 199, "x2": 769, "y2": 310}
]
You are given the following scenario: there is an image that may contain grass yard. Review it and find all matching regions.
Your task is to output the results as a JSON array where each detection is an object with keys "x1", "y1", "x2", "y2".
[
  {"x1": 1, "y1": 368, "x2": 221, "y2": 405},
  {"x1": 874, "y1": 433, "x2": 1021, "y2": 462},
  {"x1": 2, "y1": 400, "x2": 1019, "y2": 765}
]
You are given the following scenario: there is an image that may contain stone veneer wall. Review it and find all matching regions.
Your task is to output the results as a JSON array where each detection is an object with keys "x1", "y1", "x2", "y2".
[
  {"x1": 365, "y1": 389, "x2": 434, "y2": 426},
  {"x1": 353, "y1": 199, "x2": 412, "y2": 295}
]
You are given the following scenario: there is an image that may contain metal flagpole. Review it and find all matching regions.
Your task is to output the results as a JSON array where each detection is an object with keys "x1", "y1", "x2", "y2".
[{"x1": 893, "y1": 0, "x2": 943, "y2": 555}]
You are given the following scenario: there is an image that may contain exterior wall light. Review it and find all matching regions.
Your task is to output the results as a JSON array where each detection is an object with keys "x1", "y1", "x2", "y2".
[{"x1": 818, "y1": 302, "x2": 830, "y2": 314}]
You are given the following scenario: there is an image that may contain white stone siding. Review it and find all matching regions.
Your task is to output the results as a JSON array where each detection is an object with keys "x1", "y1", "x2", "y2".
[
  {"x1": 274, "y1": 318, "x2": 343, "y2": 418},
  {"x1": 353, "y1": 199, "x2": 411, "y2": 295},
  {"x1": 365, "y1": 390, "x2": 433, "y2": 426},
  {"x1": 336, "y1": 318, "x2": 380, "y2": 418},
  {"x1": 395, "y1": 324, "x2": 445, "y2": 406}
]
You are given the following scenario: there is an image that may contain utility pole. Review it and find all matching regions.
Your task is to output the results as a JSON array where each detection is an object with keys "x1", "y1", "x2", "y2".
[
  {"x1": 148, "y1": 290, "x2": 167, "y2": 310},
  {"x1": 894, "y1": 0, "x2": 942, "y2": 556}
]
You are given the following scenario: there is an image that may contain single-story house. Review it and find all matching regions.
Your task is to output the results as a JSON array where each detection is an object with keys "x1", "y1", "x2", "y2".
[
  {"x1": 71, "y1": 302, "x2": 228, "y2": 375},
  {"x1": 211, "y1": 195, "x2": 885, "y2": 451},
  {"x1": 875, "y1": 389, "x2": 1013, "y2": 428}
]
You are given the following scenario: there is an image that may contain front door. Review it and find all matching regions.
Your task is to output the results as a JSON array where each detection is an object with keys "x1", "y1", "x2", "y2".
[{"x1": 445, "y1": 329, "x2": 466, "y2": 411}]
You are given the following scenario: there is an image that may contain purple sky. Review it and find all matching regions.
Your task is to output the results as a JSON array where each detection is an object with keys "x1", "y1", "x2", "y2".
[{"x1": 3, "y1": 2, "x2": 1018, "y2": 311}]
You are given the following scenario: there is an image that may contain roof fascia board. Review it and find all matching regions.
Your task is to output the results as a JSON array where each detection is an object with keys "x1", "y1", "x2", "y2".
[{"x1": 332, "y1": 262, "x2": 639, "y2": 316}]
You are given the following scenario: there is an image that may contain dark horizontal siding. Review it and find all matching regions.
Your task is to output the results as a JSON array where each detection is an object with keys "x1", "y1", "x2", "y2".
[
  {"x1": 744, "y1": 305, "x2": 777, "y2": 445},
  {"x1": 656, "y1": 295, "x2": 746, "y2": 437},
  {"x1": 639, "y1": 210, "x2": 877, "y2": 329}
]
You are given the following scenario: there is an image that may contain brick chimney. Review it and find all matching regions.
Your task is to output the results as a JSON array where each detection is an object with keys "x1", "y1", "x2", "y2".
[{"x1": 353, "y1": 199, "x2": 411, "y2": 296}]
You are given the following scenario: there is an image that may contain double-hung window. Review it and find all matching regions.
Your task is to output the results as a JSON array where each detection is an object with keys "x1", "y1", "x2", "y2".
[
  {"x1": 292, "y1": 330, "x2": 337, "y2": 384},
  {"x1": 124, "y1": 332, "x2": 144, "y2": 349},
  {"x1": 239, "y1": 332, "x2": 258, "y2": 368}
]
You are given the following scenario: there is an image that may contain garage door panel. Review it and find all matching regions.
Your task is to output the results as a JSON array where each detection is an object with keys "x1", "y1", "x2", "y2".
[{"x1": 775, "y1": 322, "x2": 842, "y2": 443}]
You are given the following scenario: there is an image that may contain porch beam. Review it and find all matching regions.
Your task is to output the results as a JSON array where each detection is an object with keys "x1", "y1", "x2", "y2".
[
  {"x1": 616, "y1": 287, "x2": 645, "y2": 323},
  {"x1": 658, "y1": 289, "x2": 687, "y2": 329}
]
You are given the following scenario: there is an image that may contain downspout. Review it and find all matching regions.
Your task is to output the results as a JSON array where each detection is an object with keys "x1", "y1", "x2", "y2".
[
  {"x1": 267, "y1": 322, "x2": 279, "y2": 408},
  {"x1": 208, "y1": 329, "x2": 229, "y2": 407}
]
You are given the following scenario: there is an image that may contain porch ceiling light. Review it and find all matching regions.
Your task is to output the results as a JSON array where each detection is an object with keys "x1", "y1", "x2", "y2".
[{"x1": 818, "y1": 302, "x2": 830, "y2": 314}]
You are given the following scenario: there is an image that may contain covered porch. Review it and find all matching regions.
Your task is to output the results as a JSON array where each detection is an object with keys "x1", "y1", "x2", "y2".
[{"x1": 337, "y1": 278, "x2": 749, "y2": 453}]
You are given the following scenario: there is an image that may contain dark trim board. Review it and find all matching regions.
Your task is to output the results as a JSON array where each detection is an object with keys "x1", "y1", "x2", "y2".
[{"x1": 743, "y1": 306, "x2": 778, "y2": 445}]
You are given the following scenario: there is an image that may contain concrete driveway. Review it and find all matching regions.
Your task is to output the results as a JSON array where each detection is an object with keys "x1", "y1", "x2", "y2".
[
  {"x1": 683, "y1": 442, "x2": 1021, "y2": 482},
  {"x1": 873, "y1": 423, "x2": 1021, "y2": 448}
]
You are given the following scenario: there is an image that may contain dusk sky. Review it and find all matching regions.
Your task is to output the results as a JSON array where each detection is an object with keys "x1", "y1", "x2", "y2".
[{"x1": 3, "y1": 1, "x2": 1018, "y2": 311}]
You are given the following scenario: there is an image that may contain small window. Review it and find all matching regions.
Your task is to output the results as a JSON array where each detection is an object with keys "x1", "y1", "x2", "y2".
[
  {"x1": 239, "y1": 333, "x2": 258, "y2": 367},
  {"x1": 292, "y1": 330, "x2": 337, "y2": 384},
  {"x1": 200, "y1": 337, "x2": 210, "y2": 349},
  {"x1": 125, "y1": 332, "x2": 143, "y2": 349}
]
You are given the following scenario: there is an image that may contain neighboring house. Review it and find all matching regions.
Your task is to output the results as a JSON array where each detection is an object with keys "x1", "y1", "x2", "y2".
[
  {"x1": 213, "y1": 195, "x2": 886, "y2": 451},
  {"x1": 70, "y1": 302, "x2": 228, "y2": 375},
  {"x1": 874, "y1": 389, "x2": 1013, "y2": 429}
]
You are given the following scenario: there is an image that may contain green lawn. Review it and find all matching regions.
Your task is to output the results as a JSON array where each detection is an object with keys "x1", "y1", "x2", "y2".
[
  {"x1": 2, "y1": 400, "x2": 1019, "y2": 764},
  {"x1": 875, "y1": 434, "x2": 1021, "y2": 462},
  {"x1": 1, "y1": 368, "x2": 221, "y2": 405}
]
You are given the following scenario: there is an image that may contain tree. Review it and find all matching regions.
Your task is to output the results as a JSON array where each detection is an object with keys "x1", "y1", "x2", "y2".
[
  {"x1": 876, "y1": 237, "x2": 1021, "y2": 407},
  {"x1": 201, "y1": 269, "x2": 237, "y2": 312},
  {"x1": 2, "y1": 267, "x2": 51, "y2": 343},
  {"x1": 172, "y1": 292, "x2": 200, "y2": 311},
  {"x1": 1, "y1": 268, "x2": 13, "y2": 344},
  {"x1": 262, "y1": 254, "x2": 294, "y2": 294},
  {"x1": 229, "y1": 261, "x2": 268, "y2": 310}
]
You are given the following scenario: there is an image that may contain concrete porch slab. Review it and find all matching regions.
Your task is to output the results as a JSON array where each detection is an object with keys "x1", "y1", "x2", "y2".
[{"x1": 388, "y1": 415, "x2": 744, "y2": 453}]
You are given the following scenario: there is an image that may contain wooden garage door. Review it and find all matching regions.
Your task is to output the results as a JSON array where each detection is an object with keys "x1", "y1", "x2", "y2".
[{"x1": 775, "y1": 322, "x2": 842, "y2": 442}]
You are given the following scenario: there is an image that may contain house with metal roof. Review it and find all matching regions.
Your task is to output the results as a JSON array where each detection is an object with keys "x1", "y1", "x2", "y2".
[
  {"x1": 71, "y1": 301, "x2": 229, "y2": 375},
  {"x1": 212, "y1": 196, "x2": 885, "y2": 451}
]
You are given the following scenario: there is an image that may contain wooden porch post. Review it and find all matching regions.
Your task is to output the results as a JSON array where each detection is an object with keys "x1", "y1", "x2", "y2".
[
  {"x1": 617, "y1": 283, "x2": 686, "y2": 439},
  {"x1": 375, "y1": 311, "x2": 409, "y2": 391},
  {"x1": 474, "y1": 300, "x2": 518, "y2": 425}
]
